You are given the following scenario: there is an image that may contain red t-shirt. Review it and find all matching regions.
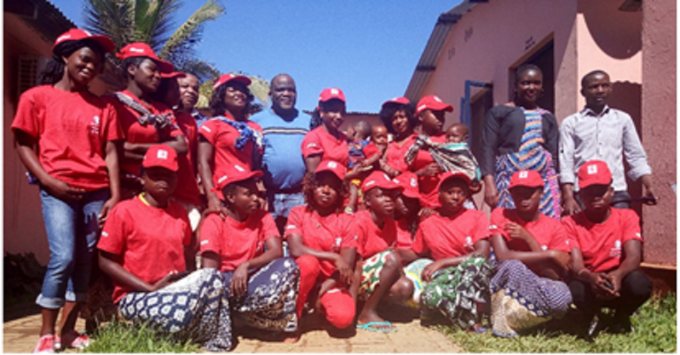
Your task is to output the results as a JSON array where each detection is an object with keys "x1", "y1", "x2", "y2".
[
  {"x1": 562, "y1": 208, "x2": 643, "y2": 273},
  {"x1": 11, "y1": 86, "x2": 123, "y2": 191},
  {"x1": 113, "y1": 90, "x2": 182, "y2": 176},
  {"x1": 412, "y1": 209, "x2": 488, "y2": 261},
  {"x1": 395, "y1": 218, "x2": 416, "y2": 250},
  {"x1": 199, "y1": 115, "x2": 262, "y2": 188},
  {"x1": 285, "y1": 206, "x2": 358, "y2": 276},
  {"x1": 98, "y1": 196, "x2": 191, "y2": 303},
  {"x1": 489, "y1": 208, "x2": 570, "y2": 253},
  {"x1": 172, "y1": 111, "x2": 201, "y2": 206},
  {"x1": 301, "y1": 126, "x2": 349, "y2": 167},
  {"x1": 385, "y1": 134, "x2": 417, "y2": 174},
  {"x1": 199, "y1": 209, "x2": 280, "y2": 272},
  {"x1": 354, "y1": 210, "x2": 397, "y2": 258},
  {"x1": 408, "y1": 134, "x2": 446, "y2": 208}
]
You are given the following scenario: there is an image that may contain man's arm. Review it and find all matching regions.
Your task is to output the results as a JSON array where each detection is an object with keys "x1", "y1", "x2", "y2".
[{"x1": 559, "y1": 117, "x2": 580, "y2": 215}]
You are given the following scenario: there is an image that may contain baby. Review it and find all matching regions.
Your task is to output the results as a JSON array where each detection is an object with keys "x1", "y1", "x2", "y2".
[{"x1": 346, "y1": 120, "x2": 382, "y2": 213}]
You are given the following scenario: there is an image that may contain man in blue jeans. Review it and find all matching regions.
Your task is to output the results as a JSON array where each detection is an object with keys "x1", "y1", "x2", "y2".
[{"x1": 251, "y1": 74, "x2": 310, "y2": 247}]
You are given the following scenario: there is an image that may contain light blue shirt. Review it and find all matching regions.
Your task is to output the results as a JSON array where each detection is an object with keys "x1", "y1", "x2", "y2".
[{"x1": 250, "y1": 108, "x2": 310, "y2": 191}]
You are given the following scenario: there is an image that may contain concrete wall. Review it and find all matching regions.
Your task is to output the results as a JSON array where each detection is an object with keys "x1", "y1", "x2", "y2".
[{"x1": 640, "y1": 0, "x2": 676, "y2": 266}]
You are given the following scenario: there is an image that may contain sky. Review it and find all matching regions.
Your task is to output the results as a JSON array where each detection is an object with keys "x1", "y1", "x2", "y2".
[{"x1": 49, "y1": 0, "x2": 463, "y2": 113}]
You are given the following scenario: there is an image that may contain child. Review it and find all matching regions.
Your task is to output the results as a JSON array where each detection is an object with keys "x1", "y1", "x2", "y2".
[
  {"x1": 112, "y1": 42, "x2": 188, "y2": 200},
  {"x1": 354, "y1": 172, "x2": 412, "y2": 332},
  {"x1": 488, "y1": 170, "x2": 572, "y2": 337},
  {"x1": 97, "y1": 145, "x2": 231, "y2": 351},
  {"x1": 11, "y1": 29, "x2": 121, "y2": 353},
  {"x1": 371, "y1": 125, "x2": 390, "y2": 156},
  {"x1": 402, "y1": 171, "x2": 492, "y2": 331},
  {"x1": 285, "y1": 160, "x2": 358, "y2": 337},
  {"x1": 563, "y1": 160, "x2": 652, "y2": 336},
  {"x1": 444, "y1": 123, "x2": 482, "y2": 209},
  {"x1": 200, "y1": 164, "x2": 299, "y2": 336},
  {"x1": 346, "y1": 120, "x2": 382, "y2": 213}
]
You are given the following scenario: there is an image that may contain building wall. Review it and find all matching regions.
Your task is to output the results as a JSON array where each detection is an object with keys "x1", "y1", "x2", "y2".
[{"x1": 640, "y1": 0, "x2": 676, "y2": 266}]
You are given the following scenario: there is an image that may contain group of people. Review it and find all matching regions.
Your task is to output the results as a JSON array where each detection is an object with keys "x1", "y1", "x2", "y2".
[{"x1": 14, "y1": 29, "x2": 656, "y2": 353}]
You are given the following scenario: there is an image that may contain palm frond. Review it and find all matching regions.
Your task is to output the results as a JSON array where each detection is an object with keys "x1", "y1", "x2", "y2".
[
  {"x1": 84, "y1": 0, "x2": 135, "y2": 51},
  {"x1": 160, "y1": 0, "x2": 224, "y2": 59}
]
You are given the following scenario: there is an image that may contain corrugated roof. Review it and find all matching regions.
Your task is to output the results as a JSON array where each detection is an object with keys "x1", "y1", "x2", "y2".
[{"x1": 404, "y1": 1, "x2": 480, "y2": 101}]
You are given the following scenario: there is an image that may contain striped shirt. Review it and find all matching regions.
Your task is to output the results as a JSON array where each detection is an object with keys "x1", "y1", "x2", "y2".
[{"x1": 559, "y1": 105, "x2": 651, "y2": 191}]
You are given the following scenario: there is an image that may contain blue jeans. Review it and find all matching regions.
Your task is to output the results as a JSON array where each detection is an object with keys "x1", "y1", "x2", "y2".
[
  {"x1": 36, "y1": 188, "x2": 109, "y2": 309},
  {"x1": 266, "y1": 191, "x2": 305, "y2": 220}
]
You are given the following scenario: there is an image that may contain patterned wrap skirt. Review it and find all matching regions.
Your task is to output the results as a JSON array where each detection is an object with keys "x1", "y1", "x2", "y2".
[
  {"x1": 118, "y1": 268, "x2": 232, "y2": 351},
  {"x1": 421, "y1": 256, "x2": 492, "y2": 330},
  {"x1": 358, "y1": 250, "x2": 391, "y2": 299},
  {"x1": 489, "y1": 259, "x2": 572, "y2": 337},
  {"x1": 222, "y1": 257, "x2": 300, "y2": 332}
]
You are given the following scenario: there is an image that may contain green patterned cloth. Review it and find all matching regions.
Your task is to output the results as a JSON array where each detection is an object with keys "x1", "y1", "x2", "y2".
[{"x1": 421, "y1": 256, "x2": 492, "y2": 330}]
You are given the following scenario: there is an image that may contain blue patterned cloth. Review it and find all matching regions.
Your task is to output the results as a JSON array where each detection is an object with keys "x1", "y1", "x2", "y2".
[
  {"x1": 118, "y1": 268, "x2": 232, "y2": 351},
  {"x1": 213, "y1": 116, "x2": 263, "y2": 151}
]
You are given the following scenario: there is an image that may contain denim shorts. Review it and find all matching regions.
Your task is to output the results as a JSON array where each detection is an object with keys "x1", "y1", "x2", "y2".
[
  {"x1": 36, "y1": 187, "x2": 109, "y2": 309},
  {"x1": 266, "y1": 191, "x2": 305, "y2": 220}
]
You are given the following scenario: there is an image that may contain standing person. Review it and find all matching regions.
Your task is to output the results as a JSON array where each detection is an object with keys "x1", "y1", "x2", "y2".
[
  {"x1": 97, "y1": 145, "x2": 231, "y2": 351},
  {"x1": 488, "y1": 170, "x2": 572, "y2": 338},
  {"x1": 112, "y1": 42, "x2": 188, "y2": 200},
  {"x1": 301, "y1": 88, "x2": 350, "y2": 171},
  {"x1": 560, "y1": 70, "x2": 657, "y2": 214},
  {"x1": 564, "y1": 160, "x2": 652, "y2": 337},
  {"x1": 379, "y1": 97, "x2": 417, "y2": 178},
  {"x1": 198, "y1": 73, "x2": 263, "y2": 216},
  {"x1": 11, "y1": 29, "x2": 121, "y2": 353},
  {"x1": 285, "y1": 160, "x2": 359, "y2": 336},
  {"x1": 150, "y1": 72, "x2": 203, "y2": 231},
  {"x1": 177, "y1": 73, "x2": 209, "y2": 128},
  {"x1": 407, "y1": 95, "x2": 454, "y2": 209},
  {"x1": 480, "y1": 64, "x2": 561, "y2": 220},
  {"x1": 250, "y1": 74, "x2": 310, "y2": 233},
  {"x1": 200, "y1": 164, "x2": 299, "y2": 337}
]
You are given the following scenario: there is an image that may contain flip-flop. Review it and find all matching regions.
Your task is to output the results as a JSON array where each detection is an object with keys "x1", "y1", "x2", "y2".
[{"x1": 356, "y1": 321, "x2": 398, "y2": 333}]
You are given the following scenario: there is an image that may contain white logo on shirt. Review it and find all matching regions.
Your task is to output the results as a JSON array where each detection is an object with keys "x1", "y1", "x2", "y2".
[
  {"x1": 102, "y1": 231, "x2": 108, "y2": 237},
  {"x1": 307, "y1": 143, "x2": 317, "y2": 148},
  {"x1": 587, "y1": 165, "x2": 598, "y2": 175},
  {"x1": 89, "y1": 115, "x2": 101, "y2": 135},
  {"x1": 541, "y1": 245, "x2": 548, "y2": 251},
  {"x1": 610, "y1": 239, "x2": 622, "y2": 258},
  {"x1": 464, "y1": 236, "x2": 473, "y2": 250},
  {"x1": 410, "y1": 178, "x2": 417, "y2": 187},
  {"x1": 488, "y1": 224, "x2": 498, "y2": 230}
]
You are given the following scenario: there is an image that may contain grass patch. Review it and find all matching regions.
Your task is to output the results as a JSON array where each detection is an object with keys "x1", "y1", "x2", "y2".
[
  {"x1": 440, "y1": 293, "x2": 676, "y2": 353},
  {"x1": 82, "y1": 320, "x2": 201, "y2": 353}
]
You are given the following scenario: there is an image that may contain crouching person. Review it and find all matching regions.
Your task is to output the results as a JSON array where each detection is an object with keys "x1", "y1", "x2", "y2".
[
  {"x1": 564, "y1": 160, "x2": 652, "y2": 336},
  {"x1": 199, "y1": 164, "x2": 300, "y2": 336},
  {"x1": 488, "y1": 170, "x2": 572, "y2": 337},
  {"x1": 97, "y1": 145, "x2": 231, "y2": 351}
]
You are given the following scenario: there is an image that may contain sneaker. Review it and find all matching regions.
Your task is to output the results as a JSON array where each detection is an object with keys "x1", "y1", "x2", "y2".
[
  {"x1": 33, "y1": 335, "x2": 56, "y2": 353},
  {"x1": 59, "y1": 331, "x2": 92, "y2": 350}
]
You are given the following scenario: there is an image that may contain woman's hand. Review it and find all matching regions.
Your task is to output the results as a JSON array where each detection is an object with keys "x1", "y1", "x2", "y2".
[
  {"x1": 205, "y1": 193, "x2": 227, "y2": 219},
  {"x1": 585, "y1": 271, "x2": 617, "y2": 299},
  {"x1": 562, "y1": 196, "x2": 581, "y2": 216},
  {"x1": 416, "y1": 163, "x2": 440, "y2": 177},
  {"x1": 42, "y1": 176, "x2": 85, "y2": 201},
  {"x1": 335, "y1": 256, "x2": 353, "y2": 286},
  {"x1": 549, "y1": 250, "x2": 571, "y2": 275},
  {"x1": 230, "y1": 263, "x2": 250, "y2": 298},
  {"x1": 98, "y1": 196, "x2": 120, "y2": 228},
  {"x1": 503, "y1": 222, "x2": 532, "y2": 241},
  {"x1": 483, "y1": 181, "x2": 499, "y2": 209},
  {"x1": 418, "y1": 207, "x2": 435, "y2": 220},
  {"x1": 151, "y1": 272, "x2": 177, "y2": 292},
  {"x1": 421, "y1": 260, "x2": 443, "y2": 282}
]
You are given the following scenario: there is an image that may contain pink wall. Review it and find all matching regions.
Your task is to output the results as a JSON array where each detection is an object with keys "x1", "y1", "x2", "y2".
[{"x1": 640, "y1": 0, "x2": 676, "y2": 266}]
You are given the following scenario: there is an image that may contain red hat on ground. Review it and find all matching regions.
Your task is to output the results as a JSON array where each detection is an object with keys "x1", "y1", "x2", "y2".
[
  {"x1": 509, "y1": 170, "x2": 544, "y2": 189},
  {"x1": 213, "y1": 164, "x2": 263, "y2": 192},
  {"x1": 381, "y1": 96, "x2": 410, "y2": 108},
  {"x1": 436, "y1": 170, "x2": 471, "y2": 192},
  {"x1": 393, "y1": 172, "x2": 419, "y2": 199},
  {"x1": 314, "y1": 160, "x2": 346, "y2": 180},
  {"x1": 161, "y1": 71, "x2": 186, "y2": 79},
  {"x1": 415, "y1": 95, "x2": 454, "y2": 117},
  {"x1": 116, "y1": 42, "x2": 174, "y2": 73},
  {"x1": 213, "y1": 73, "x2": 252, "y2": 91},
  {"x1": 53, "y1": 28, "x2": 116, "y2": 53},
  {"x1": 318, "y1": 88, "x2": 346, "y2": 103},
  {"x1": 578, "y1": 160, "x2": 613, "y2": 189},
  {"x1": 361, "y1": 171, "x2": 404, "y2": 195},
  {"x1": 142, "y1": 145, "x2": 178, "y2": 172}
]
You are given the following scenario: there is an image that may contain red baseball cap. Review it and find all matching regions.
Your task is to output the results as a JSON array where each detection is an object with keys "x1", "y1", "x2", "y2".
[
  {"x1": 142, "y1": 145, "x2": 178, "y2": 172},
  {"x1": 381, "y1": 96, "x2": 410, "y2": 108},
  {"x1": 314, "y1": 160, "x2": 346, "y2": 180},
  {"x1": 213, "y1": 164, "x2": 263, "y2": 192},
  {"x1": 361, "y1": 171, "x2": 403, "y2": 195},
  {"x1": 318, "y1": 88, "x2": 346, "y2": 103},
  {"x1": 509, "y1": 170, "x2": 544, "y2": 189},
  {"x1": 393, "y1": 172, "x2": 420, "y2": 199},
  {"x1": 116, "y1": 42, "x2": 174, "y2": 73},
  {"x1": 436, "y1": 170, "x2": 471, "y2": 192},
  {"x1": 415, "y1": 95, "x2": 454, "y2": 116},
  {"x1": 578, "y1": 160, "x2": 613, "y2": 189},
  {"x1": 213, "y1": 73, "x2": 252, "y2": 91},
  {"x1": 161, "y1": 71, "x2": 186, "y2": 79},
  {"x1": 53, "y1": 28, "x2": 115, "y2": 53}
]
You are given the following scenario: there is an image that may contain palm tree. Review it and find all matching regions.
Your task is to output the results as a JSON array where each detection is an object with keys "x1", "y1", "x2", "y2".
[{"x1": 84, "y1": 0, "x2": 269, "y2": 109}]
